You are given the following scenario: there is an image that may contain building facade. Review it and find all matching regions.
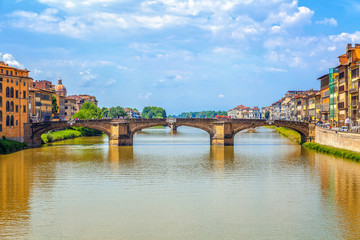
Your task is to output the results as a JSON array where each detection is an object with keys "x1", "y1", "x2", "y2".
[{"x1": 0, "y1": 61, "x2": 32, "y2": 141}]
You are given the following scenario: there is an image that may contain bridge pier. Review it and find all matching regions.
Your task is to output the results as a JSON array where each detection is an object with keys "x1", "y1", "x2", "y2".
[
  {"x1": 109, "y1": 122, "x2": 133, "y2": 146},
  {"x1": 211, "y1": 122, "x2": 234, "y2": 146}
]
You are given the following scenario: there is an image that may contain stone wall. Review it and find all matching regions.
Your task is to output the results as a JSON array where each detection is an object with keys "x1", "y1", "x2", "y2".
[{"x1": 315, "y1": 126, "x2": 360, "y2": 152}]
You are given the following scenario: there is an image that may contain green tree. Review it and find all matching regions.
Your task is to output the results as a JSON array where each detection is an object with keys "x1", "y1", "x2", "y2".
[
  {"x1": 52, "y1": 95, "x2": 59, "y2": 114},
  {"x1": 142, "y1": 106, "x2": 167, "y2": 119},
  {"x1": 72, "y1": 102, "x2": 103, "y2": 119}
]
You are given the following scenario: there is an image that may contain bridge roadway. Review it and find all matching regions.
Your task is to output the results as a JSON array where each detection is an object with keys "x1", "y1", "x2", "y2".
[{"x1": 24, "y1": 118, "x2": 315, "y2": 147}]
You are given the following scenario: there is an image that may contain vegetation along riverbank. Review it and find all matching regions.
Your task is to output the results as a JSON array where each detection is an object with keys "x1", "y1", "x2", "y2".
[
  {"x1": 41, "y1": 127, "x2": 103, "y2": 144},
  {"x1": 0, "y1": 139, "x2": 27, "y2": 154},
  {"x1": 270, "y1": 126, "x2": 360, "y2": 162}
]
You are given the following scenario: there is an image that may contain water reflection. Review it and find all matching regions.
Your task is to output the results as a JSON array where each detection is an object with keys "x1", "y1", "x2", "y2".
[
  {"x1": 312, "y1": 153, "x2": 360, "y2": 239},
  {"x1": 0, "y1": 128, "x2": 360, "y2": 239},
  {"x1": 210, "y1": 146, "x2": 234, "y2": 170}
]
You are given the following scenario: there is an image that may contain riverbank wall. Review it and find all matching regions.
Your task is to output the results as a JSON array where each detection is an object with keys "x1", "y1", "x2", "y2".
[{"x1": 315, "y1": 126, "x2": 360, "y2": 153}]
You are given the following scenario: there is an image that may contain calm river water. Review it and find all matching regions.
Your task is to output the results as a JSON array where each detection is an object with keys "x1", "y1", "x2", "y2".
[{"x1": 1, "y1": 127, "x2": 360, "y2": 239}]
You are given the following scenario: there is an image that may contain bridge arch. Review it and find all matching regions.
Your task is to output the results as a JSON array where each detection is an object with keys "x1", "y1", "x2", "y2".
[
  {"x1": 232, "y1": 122, "x2": 309, "y2": 144},
  {"x1": 130, "y1": 122, "x2": 214, "y2": 137},
  {"x1": 31, "y1": 122, "x2": 112, "y2": 145}
]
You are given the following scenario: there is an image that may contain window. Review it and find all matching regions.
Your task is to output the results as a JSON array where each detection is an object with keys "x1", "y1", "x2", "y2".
[
  {"x1": 10, "y1": 102, "x2": 14, "y2": 112},
  {"x1": 16, "y1": 81, "x2": 18, "y2": 86},
  {"x1": 16, "y1": 105, "x2": 18, "y2": 113},
  {"x1": 6, "y1": 116, "x2": 9, "y2": 126},
  {"x1": 10, "y1": 87, "x2": 14, "y2": 98},
  {"x1": 339, "y1": 72, "x2": 345, "y2": 79},
  {"x1": 352, "y1": 68, "x2": 359, "y2": 79},
  {"x1": 0, "y1": 69, "x2": 2, "y2": 73},
  {"x1": 10, "y1": 116, "x2": 14, "y2": 126},
  {"x1": 16, "y1": 120, "x2": 18, "y2": 126},
  {"x1": 23, "y1": 82, "x2": 26, "y2": 87},
  {"x1": 0, "y1": 83, "x2": 2, "y2": 93},
  {"x1": 6, "y1": 70, "x2": 8, "y2": 75},
  {"x1": 23, "y1": 91, "x2": 26, "y2": 98},
  {"x1": 10, "y1": 71, "x2": 12, "y2": 76},
  {"x1": 6, "y1": 87, "x2": 9, "y2": 97},
  {"x1": 23, "y1": 105, "x2": 26, "y2": 113},
  {"x1": 11, "y1": 79, "x2": 13, "y2": 83},
  {"x1": 0, "y1": 111, "x2": 2, "y2": 122},
  {"x1": 0, "y1": 124, "x2": 2, "y2": 132},
  {"x1": 0, "y1": 96, "x2": 2, "y2": 107},
  {"x1": 339, "y1": 85, "x2": 345, "y2": 92},
  {"x1": 15, "y1": 90, "x2": 18, "y2": 98},
  {"x1": 6, "y1": 101, "x2": 9, "y2": 112}
]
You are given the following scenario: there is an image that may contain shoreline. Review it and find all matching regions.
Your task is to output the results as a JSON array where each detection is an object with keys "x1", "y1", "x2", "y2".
[
  {"x1": 271, "y1": 126, "x2": 360, "y2": 162},
  {"x1": 0, "y1": 139, "x2": 27, "y2": 154}
]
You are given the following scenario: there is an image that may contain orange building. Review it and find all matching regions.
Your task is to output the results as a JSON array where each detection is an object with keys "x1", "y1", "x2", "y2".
[{"x1": 0, "y1": 61, "x2": 32, "y2": 141}]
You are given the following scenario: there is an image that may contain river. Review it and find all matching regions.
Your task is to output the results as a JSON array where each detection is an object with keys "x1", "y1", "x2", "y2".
[{"x1": 1, "y1": 127, "x2": 360, "y2": 239}]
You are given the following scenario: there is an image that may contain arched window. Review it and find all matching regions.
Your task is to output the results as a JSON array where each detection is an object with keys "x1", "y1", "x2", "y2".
[
  {"x1": 10, "y1": 116, "x2": 14, "y2": 126},
  {"x1": 6, "y1": 101, "x2": 9, "y2": 112},
  {"x1": 10, "y1": 87, "x2": 14, "y2": 98},
  {"x1": 0, "y1": 83, "x2": 2, "y2": 93},
  {"x1": 6, "y1": 87, "x2": 9, "y2": 97},
  {"x1": 10, "y1": 101, "x2": 14, "y2": 112},
  {"x1": 6, "y1": 116, "x2": 9, "y2": 126}
]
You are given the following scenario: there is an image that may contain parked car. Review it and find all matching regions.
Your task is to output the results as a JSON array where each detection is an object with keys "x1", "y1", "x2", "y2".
[
  {"x1": 324, "y1": 123, "x2": 331, "y2": 129},
  {"x1": 341, "y1": 126, "x2": 349, "y2": 132}
]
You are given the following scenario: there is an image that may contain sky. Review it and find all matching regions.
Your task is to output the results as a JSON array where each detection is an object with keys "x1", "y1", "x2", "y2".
[{"x1": 1, "y1": 0, "x2": 360, "y2": 115}]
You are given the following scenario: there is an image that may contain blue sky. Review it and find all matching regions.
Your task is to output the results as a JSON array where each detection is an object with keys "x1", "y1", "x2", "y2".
[{"x1": 1, "y1": 0, "x2": 360, "y2": 114}]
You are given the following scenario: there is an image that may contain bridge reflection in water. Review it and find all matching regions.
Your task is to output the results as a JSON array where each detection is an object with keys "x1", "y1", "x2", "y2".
[{"x1": 1, "y1": 128, "x2": 359, "y2": 239}]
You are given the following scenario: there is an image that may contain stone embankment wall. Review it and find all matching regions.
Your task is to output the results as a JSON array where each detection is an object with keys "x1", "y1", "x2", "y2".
[{"x1": 315, "y1": 126, "x2": 360, "y2": 153}]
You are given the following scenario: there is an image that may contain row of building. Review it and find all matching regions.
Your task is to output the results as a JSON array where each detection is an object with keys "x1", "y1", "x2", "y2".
[
  {"x1": 228, "y1": 105, "x2": 261, "y2": 119},
  {"x1": 261, "y1": 89, "x2": 320, "y2": 122},
  {"x1": 262, "y1": 44, "x2": 360, "y2": 127},
  {"x1": 0, "y1": 61, "x2": 98, "y2": 141},
  {"x1": 30, "y1": 79, "x2": 98, "y2": 122}
]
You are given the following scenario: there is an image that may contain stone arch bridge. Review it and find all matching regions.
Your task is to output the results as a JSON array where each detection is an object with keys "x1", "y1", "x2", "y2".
[{"x1": 24, "y1": 118, "x2": 315, "y2": 147}]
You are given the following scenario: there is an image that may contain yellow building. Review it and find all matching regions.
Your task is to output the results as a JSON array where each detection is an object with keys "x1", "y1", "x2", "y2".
[
  {"x1": 29, "y1": 88, "x2": 53, "y2": 122},
  {"x1": 0, "y1": 61, "x2": 32, "y2": 141}
]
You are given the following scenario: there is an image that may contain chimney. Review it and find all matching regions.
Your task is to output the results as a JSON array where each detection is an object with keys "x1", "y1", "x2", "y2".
[{"x1": 347, "y1": 43, "x2": 353, "y2": 51}]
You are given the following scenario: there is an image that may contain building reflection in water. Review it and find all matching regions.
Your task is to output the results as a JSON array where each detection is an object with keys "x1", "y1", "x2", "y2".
[
  {"x1": 312, "y1": 153, "x2": 360, "y2": 239},
  {"x1": 0, "y1": 151, "x2": 32, "y2": 239}
]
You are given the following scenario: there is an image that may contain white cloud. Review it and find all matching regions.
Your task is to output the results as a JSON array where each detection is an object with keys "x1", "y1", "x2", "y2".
[
  {"x1": 105, "y1": 78, "x2": 116, "y2": 86},
  {"x1": 265, "y1": 67, "x2": 287, "y2": 72},
  {"x1": 80, "y1": 69, "x2": 96, "y2": 81},
  {"x1": 0, "y1": 53, "x2": 23, "y2": 68},
  {"x1": 117, "y1": 65, "x2": 128, "y2": 70},
  {"x1": 316, "y1": 18, "x2": 338, "y2": 26},
  {"x1": 33, "y1": 69, "x2": 43, "y2": 75},
  {"x1": 329, "y1": 31, "x2": 360, "y2": 43},
  {"x1": 139, "y1": 92, "x2": 152, "y2": 99},
  {"x1": 153, "y1": 74, "x2": 185, "y2": 88},
  {"x1": 218, "y1": 94, "x2": 225, "y2": 98}
]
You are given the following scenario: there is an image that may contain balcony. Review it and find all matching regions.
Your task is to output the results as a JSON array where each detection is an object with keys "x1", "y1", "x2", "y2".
[
  {"x1": 351, "y1": 101, "x2": 358, "y2": 108},
  {"x1": 350, "y1": 86, "x2": 359, "y2": 94}
]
